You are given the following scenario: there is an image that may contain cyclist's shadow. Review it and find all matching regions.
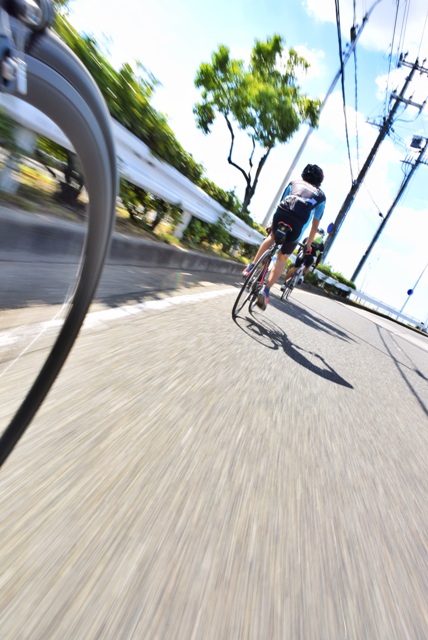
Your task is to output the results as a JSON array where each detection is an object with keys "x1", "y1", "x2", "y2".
[{"x1": 233, "y1": 310, "x2": 354, "y2": 389}]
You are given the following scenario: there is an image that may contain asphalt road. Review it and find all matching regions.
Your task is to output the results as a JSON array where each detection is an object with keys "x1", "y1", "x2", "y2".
[{"x1": 1, "y1": 275, "x2": 427, "y2": 639}]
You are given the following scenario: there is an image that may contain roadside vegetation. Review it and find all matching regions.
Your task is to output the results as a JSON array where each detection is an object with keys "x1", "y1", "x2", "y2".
[{"x1": 0, "y1": 3, "x2": 354, "y2": 294}]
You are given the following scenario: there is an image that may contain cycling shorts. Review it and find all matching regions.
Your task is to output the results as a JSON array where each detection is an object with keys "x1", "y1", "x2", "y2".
[
  {"x1": 271, "y1": 206, "x2": 306, "y2": 255},
  {"x1": 295, "y1": 253, "x2": 315, "y2": 269}
]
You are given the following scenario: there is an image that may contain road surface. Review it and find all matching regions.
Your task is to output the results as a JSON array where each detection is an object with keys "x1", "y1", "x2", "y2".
[{"x1": 1, "y1": 275, "x2": 427, "y2": 639}]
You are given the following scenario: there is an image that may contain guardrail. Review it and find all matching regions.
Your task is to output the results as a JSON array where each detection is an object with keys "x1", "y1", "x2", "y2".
[{"x1": 0, "y1": 95, "x2": 264, "y2": 245}]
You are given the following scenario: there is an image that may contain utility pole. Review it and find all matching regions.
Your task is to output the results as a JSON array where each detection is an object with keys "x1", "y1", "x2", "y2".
[
  {"x1": 261, "y1": 0, "x2": 383, "y2": 227},
  {"x1": 322, "y1": 56, "x2": 427, "y2": 261},
  {"x1": 351, "y1": 136, "x2": 428, "y2": 281}
]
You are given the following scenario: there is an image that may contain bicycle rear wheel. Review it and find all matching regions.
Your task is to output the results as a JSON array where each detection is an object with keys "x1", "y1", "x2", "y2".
[
  {"x1": 0, "y1": 30, "x2": 117, "y2": 466},
  {"x1": 232, "y1": 251, "x2": 271, "y2": 319}
]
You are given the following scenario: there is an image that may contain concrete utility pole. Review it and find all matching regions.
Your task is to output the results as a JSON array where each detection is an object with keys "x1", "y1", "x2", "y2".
[
  {"x1": 322, "y1": 56, "x2": 427, "y2": 261},
  {"x1": 262, "y1": 0, "x2": 383, "y2": 227},
  {"x1": 351, "y1": 137, "x2": 428, "y2": 282}
]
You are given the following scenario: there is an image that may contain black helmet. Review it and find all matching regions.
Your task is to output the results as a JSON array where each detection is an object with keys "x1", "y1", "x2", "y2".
[{"x1": 302, "y1": 164, "x2": 324, "y2": 187}]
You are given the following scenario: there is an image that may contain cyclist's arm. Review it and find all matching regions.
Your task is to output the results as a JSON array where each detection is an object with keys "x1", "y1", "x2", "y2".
[
  {"x1": 305, "y1": 217, "x2": 321, "y2": 248},
  {"x1": 305, "y1": 201, "x2": 325, "y2": 248}
]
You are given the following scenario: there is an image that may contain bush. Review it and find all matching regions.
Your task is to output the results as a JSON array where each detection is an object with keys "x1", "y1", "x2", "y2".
[
  {"x1": 183, "y1": 217, "x2": 209, "y2": 245},
  {"x1": 323, "y1": 282, "x2": 351, "y2": 298},
  {"x1": 316, "y1": 262, "x2": 356, "y2": 290},
  {"x1": 304, "y1": 270, "x2": 320, "y2": 286}
]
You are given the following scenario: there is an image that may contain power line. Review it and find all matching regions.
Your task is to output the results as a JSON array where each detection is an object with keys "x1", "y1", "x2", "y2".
[
  {"x1": 417, "y1": 7, "x2": 428, "y2": 59},
  {"x1": 353, "y1": 38, "x2": 360, "y2": 170},
  {"x1": 397, "y1": 0, "x2": 410, "y2": 54},
  {"x1": 323, "y1": 56, "x2": 426, "y2": 260},
  {"x1": 351, "y1": 136, "x2": 428, "y2": 282},
  {"x1": 261, "y1": 0, "x2": 384, "y2": 227},
  {"x1": 335, "y1": 0, "x2": 354, "y2": 183},
  {"x1": 383, "y1": 0, "x2": 400, "y2": 119}
]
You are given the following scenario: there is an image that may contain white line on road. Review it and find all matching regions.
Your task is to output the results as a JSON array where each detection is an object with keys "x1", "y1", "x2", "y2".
[
  {"x1": 83, "y1": 288, "x2": 236, "y2": 328},
  {"x1": 0, "y1": 288, "x2": 237, "y2": 355}
]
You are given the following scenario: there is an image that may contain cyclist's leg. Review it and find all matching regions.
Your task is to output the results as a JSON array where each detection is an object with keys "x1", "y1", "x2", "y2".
[
  {"x1": 251, "y1": 206, "x2": 290, "y2": 266},
  {"x1": 267, "y1": 252, "x2": 289, "y2": 289},
  {"x1": 252, "y1": 232, "x2": 275, "y2": 264},
  {"x1": 256, "y1": 251, "x2": 289, "y2": 309},
  {"x1": 284, "y1": 266, "x2": 297, "y2": 281}
]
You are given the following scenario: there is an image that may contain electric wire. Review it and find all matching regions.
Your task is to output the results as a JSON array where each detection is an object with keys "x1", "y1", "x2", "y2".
[
  {"x1": 397, "y1": 0, "x2": 410, "y2": 55},
  {"x1": 417, "y1": 7, "x2": 428, "y2": 60},
  {"x1": 383, "y1": 0, "x2": 400, "y2": 119},
  {"x1": 335, "y1": 0, "x2": 354, "y2": 183},
  {"x1": 353, "y1": 0, "x2": 360, "y2": 170}
]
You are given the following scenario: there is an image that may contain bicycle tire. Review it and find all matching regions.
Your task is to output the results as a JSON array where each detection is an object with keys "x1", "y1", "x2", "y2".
[
  {"x1": 284, "y1": 271, "x2": 302, "y2": 301},
  {"x1": 232, "y1": 251, "x2": 271, "y2": 319},
  {"x1": 0, "y1": 32, "x2": 117, "y2": 466},
  {"x1": 281, "y1": 281, "x2": 292, "y2": 301}
]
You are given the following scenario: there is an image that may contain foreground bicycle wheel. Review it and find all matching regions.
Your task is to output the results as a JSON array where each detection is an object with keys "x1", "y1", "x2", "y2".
[
  {"x1": 232, "y1": 252, "x2": 271, "y2": 319},
  {"x1": 0, "y1": 21, "x2": 117, "y2": 465}
]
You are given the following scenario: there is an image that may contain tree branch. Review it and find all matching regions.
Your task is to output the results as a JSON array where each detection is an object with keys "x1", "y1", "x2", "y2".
[
  {"x1": 251, "y1": 147, "x2": 272, "y2": 192},
  {"x1": 224, "y1": 114, "x2": 250, "y2": 184},
  {"x1": 248, "y1": 137, "x2": 256, "y2": 170}
]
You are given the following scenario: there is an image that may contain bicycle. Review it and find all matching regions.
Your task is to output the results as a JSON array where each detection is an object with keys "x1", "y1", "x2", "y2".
[
  {"x1": 232, "y1": 222, "x2": 292, "y2": 319},
  {"x1": 0, "y1": 0, "x2": 117, "y2": 466},
  {"x1": 280, "y1": 243, "x2": 308, "y2": 301}
]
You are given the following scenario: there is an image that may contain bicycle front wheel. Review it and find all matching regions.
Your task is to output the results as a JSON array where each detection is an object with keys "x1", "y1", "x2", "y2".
[
  {"x1": 232, "y1": 252, "x2": 271, "y2": 319},
  {"x1": 0, "y1": 30, "x2": 117, "y2": 466},
  {"x1": 281, "y1": 280, "x2": 293, "y2": 301}
]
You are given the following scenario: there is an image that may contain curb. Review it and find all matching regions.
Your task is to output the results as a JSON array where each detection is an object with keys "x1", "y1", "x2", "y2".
[{"x1": 0, "y1": 208, "x2": 244, "y2": 276}]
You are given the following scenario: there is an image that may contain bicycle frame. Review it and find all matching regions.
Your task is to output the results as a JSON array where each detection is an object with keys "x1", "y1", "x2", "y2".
[
  {"x1": 232, "y1": 222, "x2": 292, "y2": 318},
  {"x1": 281, "y1": 243, "x2": 309, "y2": 301}
]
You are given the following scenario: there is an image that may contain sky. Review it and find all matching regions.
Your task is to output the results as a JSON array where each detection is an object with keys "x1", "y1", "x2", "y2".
[{"x1": 67, "y1": 0, "x2": 428, "y2": 323}]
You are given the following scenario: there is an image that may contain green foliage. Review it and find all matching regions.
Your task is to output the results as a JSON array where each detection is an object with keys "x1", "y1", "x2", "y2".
[
  {"x1": 322, "y1": 282, "x2": 352, "y2": 298},
  {"x1": 183, "y1": 214, "x2": 234, "y2": 251},
  {"x1": 53, "y1": 15, "x2": 273, "y2": 247},
  {"x1": 120, "y1": 179, "x2": 152, "y2": 224},
  {"x1": 239, "y1": 241, "x2": 257, "y2": 260},
  {"x1": 197, "y1": 178, "x2": 242, "y2": 216},
  {"x1": 194, "y1": 34, "x2": 321, "y2": 211},
  {"x1": 0, "y1": 107, "x2": 17, "y2": 151},
  {"x1": 54, "y1": 17, "x2": 204, "y2": 184},
  {"x1": 252, "y1": 221, "x2": 267, "y2": 235},
  {"x1": 183, "y1": 217, "x2": 208, "y2": 245},
  {"x1": 331, "y1": 271, "x2": 356, "y2": 289},
  {"x1": 303, "y1": 270, "x2": 320, "y2": 286},
  {"x1": 206, "y1": 213, "x2": 233, "y2": 250},
  {"x1": 316, "y1": 263, "x2": 333, "y2": 276},
  {"x1": 53, "y1": 15, "x2": 260, "y2": 228},
  {"x1": 315, "y1": 262, "x2": 355, "y2": 290}
]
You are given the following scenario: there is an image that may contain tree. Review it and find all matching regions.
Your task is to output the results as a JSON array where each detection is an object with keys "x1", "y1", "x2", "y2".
[
  {"x1": 53, "y1": 16, "x2": 256, "y2": 225},
  {"x1": 194, "y1": 35, "x2": 321, "y2": 213}
]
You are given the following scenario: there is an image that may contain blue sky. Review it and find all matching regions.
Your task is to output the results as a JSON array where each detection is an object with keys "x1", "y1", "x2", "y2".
[{"x1": 68, "y1": 0, "x2": 428, "y2": 323}]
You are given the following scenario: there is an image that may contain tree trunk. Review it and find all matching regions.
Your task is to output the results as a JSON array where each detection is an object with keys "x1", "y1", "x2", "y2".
[{"x1": 241, "y1": 183, "x2": 255, "y2": 213}]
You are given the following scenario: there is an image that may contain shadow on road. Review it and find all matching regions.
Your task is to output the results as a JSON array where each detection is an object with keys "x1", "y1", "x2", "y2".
[
  {"x1": 0, "y1": 262, "x2": 238, "y2": 311},
  {"x1": 270, "y1": 294, "x2": 356, "y2": 343},
  {"x1": 377, "y1": 327, "x2": 428, "y2": 417},
  {"x1": 233, "y1": 308, "x2": 354, "y2": 389}
]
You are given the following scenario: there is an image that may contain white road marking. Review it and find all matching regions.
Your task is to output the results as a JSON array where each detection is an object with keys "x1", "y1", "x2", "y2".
[{"x1": 0, "y1": 288, "x2": 236, "y2": 354}]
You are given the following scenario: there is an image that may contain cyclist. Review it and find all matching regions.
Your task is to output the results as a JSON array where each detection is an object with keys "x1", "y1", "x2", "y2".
[
  {"x1": 280, "y1": 228, "x2": 325, "y2": 290},
  {"x1": 243, "y1": 164, "x2": 326, "y2": 310}
]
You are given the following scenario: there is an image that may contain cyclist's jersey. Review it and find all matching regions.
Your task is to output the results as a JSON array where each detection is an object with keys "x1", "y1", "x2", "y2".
[{"x1": 278, "y1": 179, "x2": 325, "y2": 240}]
